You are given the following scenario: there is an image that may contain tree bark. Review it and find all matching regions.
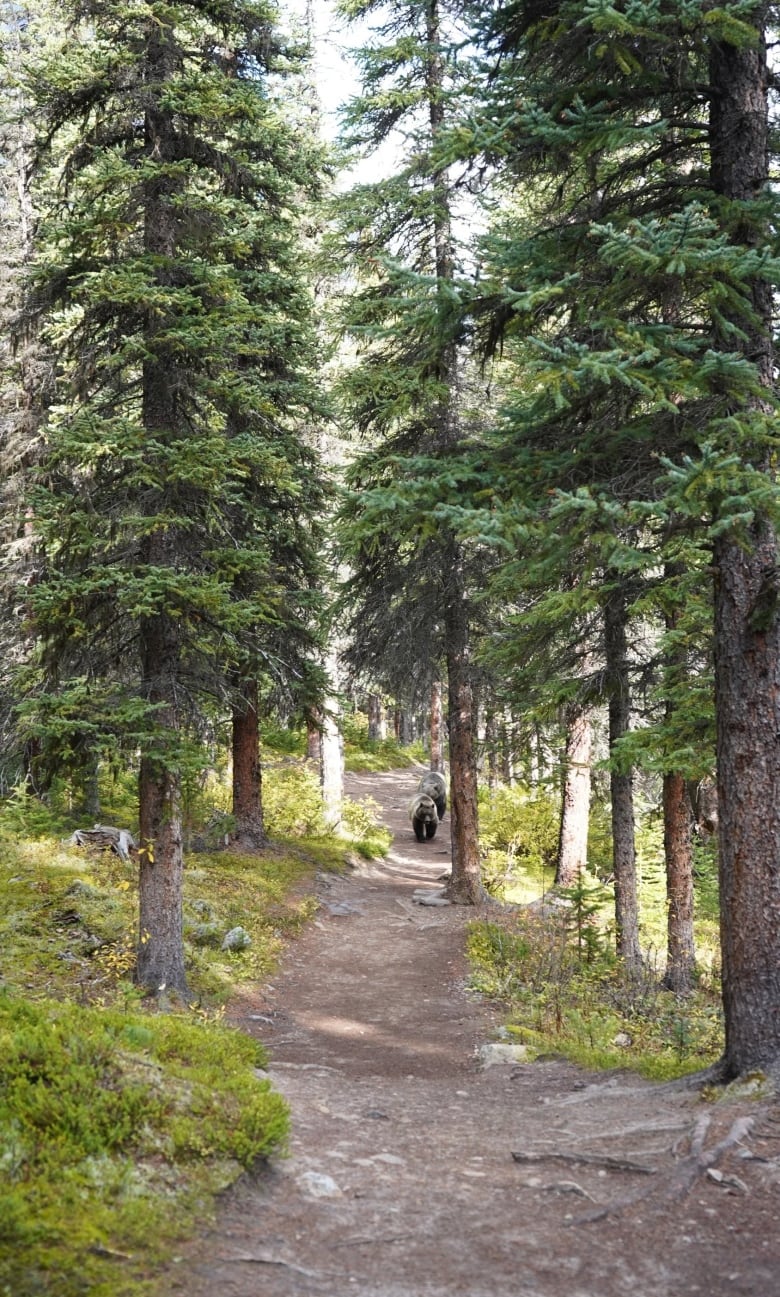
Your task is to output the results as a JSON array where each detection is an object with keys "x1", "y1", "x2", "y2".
[
  {"x1": 662, "y1": 770, "x2": 695, "y2": 993},
  {"x1": 320, "y1": 647, "x2": 343, "y2": 831},
  {"x1": 501, "y1": 711, "x2": 515, "y2": 785},
  {"x1": 714, "y1": 518, "x2": 780, "y2": 1071},
  {"x1": 603, "y1": 584, "x2": 641, "y2": 973},
  {"x1": 531, "y1": 723, "x2": 550, "y2": 786},
  {"x1": 445, "y1": 562, "x2": 482, "y2": 904},
  {"x1": 555, "y1": 705, "x2": 592, "y2": 888},
  {"x1": 709, "y1": 11, "x2": 780, "y2": 1076},
  {"x1": 306, "y1": 712, "x2": 322, "y2": 764},
  {"x1": 661, "y1": 578, "x2": 695, "y2": 994},
  {"x1": 688, "y1": 778, "x2": 718, "y2": 838},
  {"x1": 82, "y1": 752, "x2": 101, "y2": 820},
  {"x1": 430, "y1": 679, "x2": 444, "y2": 771},
  {"x1": 423, "y1": 0, "x2": 481, "y2": 901},
  {"x1": 231, "y1": 677, "x2": 267, "y2": 849},
  {"x1": 484, "y1": 709, "x2": 499, "y2": 790},
  {"x1": 397, "y1": 710, "x2": 415, "y2": 744},
  {"x1": 367, "y1": 692, "x2": 385, "y2": 741},
  {"x1": 136, "y1": 604, "x2": 187, "y2": 995}
]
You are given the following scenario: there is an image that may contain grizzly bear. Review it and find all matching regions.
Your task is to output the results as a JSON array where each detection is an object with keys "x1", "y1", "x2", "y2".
[
  {"x1": 418, "y1": 770, "x2": 446, "y2": 820},
  {"x1": 408, "y1": 791, "x2": 439, "y2": 842}
]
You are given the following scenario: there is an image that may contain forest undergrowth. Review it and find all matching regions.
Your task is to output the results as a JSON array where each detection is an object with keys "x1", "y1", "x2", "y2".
[
  {"x1": 470, "y1": 784, "x2": 724, "y2": 1082},
  {"x1": 0, "y1": 724, "x2": 401, "y2": 1297}
]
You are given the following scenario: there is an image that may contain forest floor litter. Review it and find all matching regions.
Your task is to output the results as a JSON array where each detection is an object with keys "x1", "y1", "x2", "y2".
[{"x1": 170, "y1": 769, "x2": 780, "y2": 1297}]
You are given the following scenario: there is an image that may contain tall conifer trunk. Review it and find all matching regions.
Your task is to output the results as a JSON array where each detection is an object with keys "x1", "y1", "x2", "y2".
[
  {"x1": 501, "y1": 711, "x2": 515, "y2": 785},
  {"x1": 137, "y1": 602, "x2": 186, "y2": 994},
  {"x1": 307, "y1": 713, "x2": 323, "y2": 764},
  {"x1": 555, "y1": 705, "x2": 592, "y2": 888},
  {"x1": 136, "y1": 16, "x2": 187, "y2": 995},
  {"x1": 662, "y1": 586, "x2": 695, "y2": 994},
  {"x1": 232, "y1": 677, "x2": 267, "y2": 849},
  {"x1": 367, "y1": 693, "x2": 384, "y2": 741},
  {"x1": 709, "y1": 11, "x2": 780, "y2": 1076},
  {"x1": 430, "y1": 680, "x2": 444, "y2": 772},
  {"x1": 662, "y1": 770, "x2": 695, "y2": 993},
  {"x1": 446, "y1": 566, "x2": 481, "y2": 903},
  {"x1": 426, "y1": 0, "x2": 481, "y2": 901},
  {"x1": 320, "y1": 649, "x2": 344, "y2": 831},
  {"x1": 484, "y1": 709, "x2": 498, "y2": 790},
  {"x1": 603, "y1": 584, "x2": 641, "y2": 972}
]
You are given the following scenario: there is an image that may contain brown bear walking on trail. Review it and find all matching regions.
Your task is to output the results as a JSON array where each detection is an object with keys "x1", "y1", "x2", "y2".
[
  {"x1": 408, "y1": 792, "x2": 439, "y2": 841},
  {"x1": 417, "y1": 770, "x2": 446, "y2": 820}
]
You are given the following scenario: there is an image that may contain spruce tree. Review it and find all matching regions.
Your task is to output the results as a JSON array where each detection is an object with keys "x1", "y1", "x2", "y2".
[
  {"x1": 0, "y1": 0, "x2": 61, "y2": 790},
  {"x1": 335, "y1": 0, "x2": 485, "y2": 902},
  {"x1": 461, "y1": 1, "x2": 780, "y2": 1066},
  {"x1": 17, "y1": 0, "x2": 326, "y2": 993}
]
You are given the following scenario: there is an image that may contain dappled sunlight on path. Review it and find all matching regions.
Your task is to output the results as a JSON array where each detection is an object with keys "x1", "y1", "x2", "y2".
[{"x1": 170, "y1": 768, "x2": 780, "y2": 1297}]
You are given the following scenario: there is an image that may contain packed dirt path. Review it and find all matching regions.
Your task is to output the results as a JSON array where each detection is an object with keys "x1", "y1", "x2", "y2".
[{"x1": 170, "y1": 768, "x2": 780, "y2": 1297}]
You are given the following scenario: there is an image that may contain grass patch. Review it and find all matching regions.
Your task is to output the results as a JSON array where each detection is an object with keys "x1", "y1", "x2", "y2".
[
  {"x1": 341, "y1": 710, "x2": 425, "y2": 772},
  {"x1": 0, "y1": 826, "x2": 323, "y2": 1009},
  {"x1": 0, "y1": 825, "x2": 307, "y2": 1295},
  {"x1": 344, "y1": 737, "x2": 422, "y2": 773},
  {"x1": 468, "y1": 795, "x2": 724, "y2": 1083}
]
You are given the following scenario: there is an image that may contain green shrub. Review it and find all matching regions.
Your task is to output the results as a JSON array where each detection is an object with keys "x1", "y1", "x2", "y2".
[
  {"x1": 341, "y1": 710, "x2": 424, "y2": 771},
  {"x1": 557, "y1": 870, "x2": 613, "y2": 963},
  {"x1": 260, "y1": 720, "x2": 307, "y2": 757},
  {"x1": 339, "y1": 794, "x2": 391, "y2": 857},
  {"x1": 478, "y1": 785, "x2": 559, "y2": 897},
  {"x1": 693, "y1": 835, "x2": 719, "y2": 921},
  {"x1": 585, "y1": 797, "x2": 614, "y2": 879},
  {"x1": 262, "y1": 764, "x2": 326, "y2": 837},
  {"x1": 467, "y1": 904, "x2": 724, "y2": 1081},
  {"x1": 0, "y1": 763, "x2": 347, "y2": 1294},
  {"x1": 0, "y1": 783, "x2": 73, "y2": 839},
  {"x1": 0, "y1": 993, "x2": 288, "y2": 1295}
]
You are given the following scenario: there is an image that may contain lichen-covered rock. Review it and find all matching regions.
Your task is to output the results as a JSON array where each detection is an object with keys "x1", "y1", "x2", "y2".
[{"x1": 221, "y1": 926, "x2": 252, "y2": 952}]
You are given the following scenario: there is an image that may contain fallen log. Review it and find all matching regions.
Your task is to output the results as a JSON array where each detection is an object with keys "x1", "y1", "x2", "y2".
[{"x1": 68, "y1": 825, "x2": 136, "y2": 861}]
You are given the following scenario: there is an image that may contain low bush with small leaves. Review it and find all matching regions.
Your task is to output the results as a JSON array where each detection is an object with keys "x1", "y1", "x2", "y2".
[
  {"x1": 0, "y1": 751, "x2": 369, "y2": 1295},
  {"x1": 341, "y1": 710, "x2": 424, "y2": 772},
  {"x1": 262, "y1": 763, "x2": 327, "y2": 837},
  {"x1": 467, "y1": 905, "x2": 723, "y2": 1081}
]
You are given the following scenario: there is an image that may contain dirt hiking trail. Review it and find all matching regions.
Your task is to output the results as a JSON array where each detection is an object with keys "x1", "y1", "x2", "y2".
[{"x1": 171, "y1": 768, "x2": 780, "y2": 1297}]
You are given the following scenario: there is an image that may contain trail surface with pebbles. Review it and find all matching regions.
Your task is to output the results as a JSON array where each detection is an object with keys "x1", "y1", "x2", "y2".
[{"x1": 170, "y1": 768, "x2": 780, "y2": 1297}]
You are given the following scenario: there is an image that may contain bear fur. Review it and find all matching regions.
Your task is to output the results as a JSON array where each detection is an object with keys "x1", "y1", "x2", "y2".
[
  {"x1": 418, "y1": 770, "x2": 447, "y2": 821},
  {"x1": 408, "y1": 792, "x2": 439, "y2": 842}
]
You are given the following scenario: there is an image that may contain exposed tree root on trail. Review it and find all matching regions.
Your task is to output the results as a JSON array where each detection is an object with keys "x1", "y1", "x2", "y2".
[
  {"x1": 571, "y1": 1113, "x2": 756, "y2": 1224},
  {"x1": 511, "y1": 1149, "x2": 658, "y2": 1175}
]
